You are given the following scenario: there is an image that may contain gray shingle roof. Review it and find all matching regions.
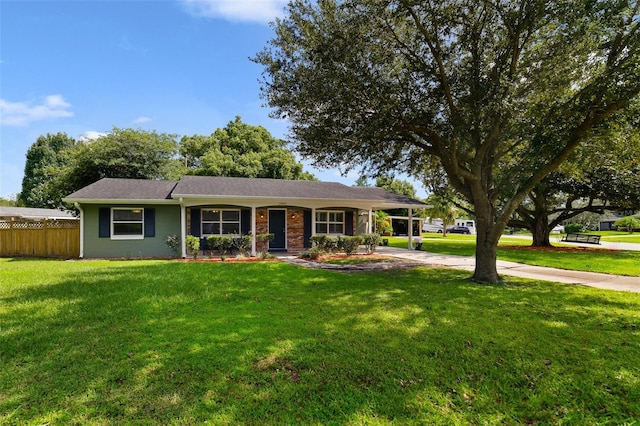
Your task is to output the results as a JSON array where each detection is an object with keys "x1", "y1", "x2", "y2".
[
  {"x1": 172, "y1": 176, "x2": 426, "y2": 205},
  {"x1": 64, "y1": 176, "x2": 427, "y2": 207},
  {"x1": 64, "y1": 178, "x2": 178, "y2": 201}
]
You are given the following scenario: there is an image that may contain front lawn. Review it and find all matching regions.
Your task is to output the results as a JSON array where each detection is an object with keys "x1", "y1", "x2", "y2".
[
  {"x1": 1, "y1": 259, "x2": 639, "y2": 424},
  {"x1": 394, "y1": 236, "x2": 640, "y2": 276}
]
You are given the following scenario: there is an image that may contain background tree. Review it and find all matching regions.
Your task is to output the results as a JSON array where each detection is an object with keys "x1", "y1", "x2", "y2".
[
  {"x1": 510, "y1": 106, "x2": 640, "y2": 246},
  {"x1": 256, "y1": 0, "x2": 640, "y2": 282},
  {"x1": 32, "y1": 128, "x2": 180, "y2": 208},
  {"x1": 0, "y1": 196, "x2": 17, "y2": 207},
  {"x1": 18, "y1": 132, "x2": 77, "y2": 208},
  {"x1": 67, "y1": 128, "x2": 181, "y2": 189},
  {"x1": 614, "y1": 216, "x2": 640, "y2": 233},
  {"x1": 424, "y1": 194, "x2": 457, "y2": 238},
  {"x1": 180, "y1": 116, "x2": 316, "y2": 180}
]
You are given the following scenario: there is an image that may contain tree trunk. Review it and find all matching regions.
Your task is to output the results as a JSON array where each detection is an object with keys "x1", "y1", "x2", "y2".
[
  {"x1": 530, "y1": 191, "x2": 552, "y2": 247},
  {"x1": 473, "y1": 200, "x2": 500, "y2": 283},
  {"x1": 531, "y1": 215, "x2": 552, "y2": 247}
]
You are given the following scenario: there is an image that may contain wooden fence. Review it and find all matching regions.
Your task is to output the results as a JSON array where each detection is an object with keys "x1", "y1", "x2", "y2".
[{"x1": 0, "y1": 219, "x2": 80, "y2": 258}]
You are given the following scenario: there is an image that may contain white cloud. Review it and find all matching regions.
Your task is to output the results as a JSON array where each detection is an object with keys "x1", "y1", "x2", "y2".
[
  {"x1": 79, "y1": 131, "x2": 108, "y2": 142},
  {"x1": 133, "y1": 116, "x2": 152, "y2": 124},
  {"x1": 180, "y1": 0, "x2": 287, "y2": 24},
  {"x1": 0, "y1": 95, "x2": 73, "y2": 126}
]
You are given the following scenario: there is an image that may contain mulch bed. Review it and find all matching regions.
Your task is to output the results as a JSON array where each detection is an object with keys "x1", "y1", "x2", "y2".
[
  {"x1": 283, "y1": 253, "x2": 424, "y2": 272},
  {"x1": 177, "y1": 257, "x2": 280, "y2": 263}
]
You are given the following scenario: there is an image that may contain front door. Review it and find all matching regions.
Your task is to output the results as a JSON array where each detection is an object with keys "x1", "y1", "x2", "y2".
[{"x1": 268, "y1": 209, "x2": 287, "y2": 251}]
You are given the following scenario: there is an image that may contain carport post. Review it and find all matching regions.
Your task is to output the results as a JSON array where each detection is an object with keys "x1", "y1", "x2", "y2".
[{"x1": 408, "y1": 209, "x2": 413, "y2": 249}]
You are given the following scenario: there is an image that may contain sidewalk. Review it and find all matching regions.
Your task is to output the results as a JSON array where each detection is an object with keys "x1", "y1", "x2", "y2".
[{"x1": 375, "y1": 246, "x2": 640, "y2": 293}]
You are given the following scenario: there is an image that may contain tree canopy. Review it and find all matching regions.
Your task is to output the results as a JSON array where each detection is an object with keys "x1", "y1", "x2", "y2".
[
  {"x1": 180, "y1": 116, "x2": 316, "y2": 180},
  {"x1": 256, "y1": 0, "x2": 640, "y2": 282},
  {"x1": 18, "y1": 132, "x2": 77, "y2": 208},
  {"x1": 19, "y1": 119, "x2": 316, "y2": 209}
]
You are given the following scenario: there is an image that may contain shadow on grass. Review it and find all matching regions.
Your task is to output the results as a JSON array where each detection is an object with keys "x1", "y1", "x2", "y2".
[{"x1": 1, "y1": 260, "x2": 639, "y2": 424}]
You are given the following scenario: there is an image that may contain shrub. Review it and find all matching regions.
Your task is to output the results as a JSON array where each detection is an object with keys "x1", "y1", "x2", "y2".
[
  {"x1": 256, "y1": 233, "x2": 275, "y2": 258},
  {"x1": 185, "y1": 235, "x2": 200, "y2": 259},
  {"x1": 342, "y1": 236, "x2": 363, "y2": 256},
  {"x1": 614, "y1": 216, "x2": 640, "y2": 234},
  {"x1": 234, "y1": 235, "x2": 252, "y2": 256},
  {"x1": 361, "y1": 233, "x2": 381, "y2": 254},
  {"x1": 309, "y1": 235, "x2": 329, "y2": 249},
  {"x1": 309, "y1": 235, "x2": 338, "y2": 254},
  {"x1": 564, "y1": 223, "x2": 583, "y2": 233},
  {"x1": 164, "y1": 234, "x2": 180, "y2": 256},
  {"x1": 207, "y1": 235, "x2": 234, "y2": 260}
]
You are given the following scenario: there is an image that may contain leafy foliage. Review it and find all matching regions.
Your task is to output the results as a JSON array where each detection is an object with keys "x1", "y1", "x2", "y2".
[
  {"x1": 614, "y1": 216, "x2": 640, "y2": 233},
  {"x1": 180, "y1": 116, "x2": 316, "y2": 180},
  {"x1": 164, "y1": 234, "x2": 181, "y2": 256},
  {"x1": 361, "y1": 233, "x2": 381, "y2": 254},
  {"x1": 68, "y1": 128, "x2": 180, "y2": 188},
  {"x1": 18, "y1": 132, "x2": 77, "y2": 208},
  {"x1": 255, "y1": 233, "x2": 275, "y2": 258},
  {"x1": 233, "y1": 235, "x2": 253, "y2": 257},
  {"x1": 256, "y1": 0, "x2": 640, "y2": 282},
  {"x1": 185, "y1": 235, "x2": 200, "y2": 259},
  {"x1": 206, "y1": 235, "x2": 234, "y2": 260},
  {"x1": 341, "y1": 236, "x2": 363, "y2": 256}
]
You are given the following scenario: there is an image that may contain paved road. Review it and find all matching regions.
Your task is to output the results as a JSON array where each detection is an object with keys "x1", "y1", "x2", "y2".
[{"x1": 376, "y1": 246, "x2": 640, "y2": 293}]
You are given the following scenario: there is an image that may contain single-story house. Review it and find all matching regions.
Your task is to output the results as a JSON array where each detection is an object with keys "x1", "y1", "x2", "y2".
[{"x1": 63, "y1": 176, "x2": 427, "y2": 258}]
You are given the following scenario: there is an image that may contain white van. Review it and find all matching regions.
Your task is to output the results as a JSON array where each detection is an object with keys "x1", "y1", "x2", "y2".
[
  {"x1": 422, "y1": 218, "x2": 444, "y2": 233},
  {"x1": 455, "y1": 219, "x2": 476, "y2": 234}
]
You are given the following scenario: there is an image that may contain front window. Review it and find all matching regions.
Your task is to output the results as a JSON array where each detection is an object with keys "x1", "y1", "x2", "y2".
[
  {"x1": 315, "y1": 211, "x2": 344, "y2": 234},
  {"x1": 112, "y1": 208, "x2": 143, "y2": 239},
  {"x1": 202, "y1": 209, "x2": 240, "y2": 236}
]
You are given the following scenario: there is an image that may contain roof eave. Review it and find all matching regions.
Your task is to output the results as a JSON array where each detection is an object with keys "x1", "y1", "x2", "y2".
[{"x1": 63, "y1": 198, "x2": 179, "y2": 205}]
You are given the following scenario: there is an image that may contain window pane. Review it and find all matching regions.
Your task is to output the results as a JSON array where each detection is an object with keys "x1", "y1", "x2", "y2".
[
  {"x1": 222, "y1": 223, "x2": 240, "y2": 235},
  {"x1": 113, "y1": 209, "x2": 142, "y2": 221},
  {"x1": 202, "y1": 223, "x2": 219, "y2": 235},
  {"x1": 222, "y1": 210, "x2": 239, "y2": 221},
  {"x1": 316, "y1": 223, "x2": 327, "y2": 234},
  {"x1": 114, "y1": 223, "x2": 143, "y2": 236},
  {"x1": 202, "y1": 210, "x2": 220, "y2": 221},
  {"x1": 329, "y1": 223, "x2": 343, "y2": 234},
  {"x1": 316, "y1": 212, "x2": 327, "y2": 222}
]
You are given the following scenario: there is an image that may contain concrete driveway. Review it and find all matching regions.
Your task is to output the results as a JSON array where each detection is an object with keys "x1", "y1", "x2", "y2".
[{"x1": 376, "y1": 246, "x2": 640, "y2": 293}]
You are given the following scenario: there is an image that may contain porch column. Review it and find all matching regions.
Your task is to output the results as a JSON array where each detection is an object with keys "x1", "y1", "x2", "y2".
[
  {"x1": 251, "y1": 206, "x2": 257, "y2": 256},
  {"x1": 75, "y1": 203, "x2": 84, "y2": 258},
  {"x1": 311, "y1": 207, "x2": 316, "y2": 236},
  {"x1": 180, "y1": 202, "x2": 187, "y2": 258},
  {"x1": 368, "y1": 209, "x2": 373, "y2": 234},
  {"x1": 408, "y1": 208, "x2": 413, "y2": 249}
]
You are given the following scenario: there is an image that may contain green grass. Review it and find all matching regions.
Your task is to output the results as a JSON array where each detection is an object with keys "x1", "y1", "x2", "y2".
[
  {"x1": 1, "y1": 259, "x2": 640, "y2": 424},
  {"x1": 393, "y1": 235, "x2": 640, "y2": 276},
  {"x1": 594, "y1": 231, "x2": 640, "y2": 244}
]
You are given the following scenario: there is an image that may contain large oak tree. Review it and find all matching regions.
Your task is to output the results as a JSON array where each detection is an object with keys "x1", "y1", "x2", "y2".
[{"x1": 256, "y1": 0, "x2": 640, "y2": 282}]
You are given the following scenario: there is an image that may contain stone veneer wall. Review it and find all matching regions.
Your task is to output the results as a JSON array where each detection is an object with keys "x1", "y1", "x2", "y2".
[
  {"x1": 287, "y1": 208, "x2": 305, "y2": 251},
  {"x1": 256, "y1": 207, "x2": 305, "y2": 251}
]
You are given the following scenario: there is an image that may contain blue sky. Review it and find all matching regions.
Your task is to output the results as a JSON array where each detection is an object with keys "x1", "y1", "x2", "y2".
[{"x1": 0, "y1": 0, "x2": 425, "y2": 200}]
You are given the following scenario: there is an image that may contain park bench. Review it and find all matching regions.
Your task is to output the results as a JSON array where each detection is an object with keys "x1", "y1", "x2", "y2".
[{"x1": 561, "y1": 233, "x2": 601, "y2": 245}]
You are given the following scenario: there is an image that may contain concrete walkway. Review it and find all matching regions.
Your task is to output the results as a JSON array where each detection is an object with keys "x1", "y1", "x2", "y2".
[{"x1": 375, "y1": 246, "x2": 640, "y2": 293}]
